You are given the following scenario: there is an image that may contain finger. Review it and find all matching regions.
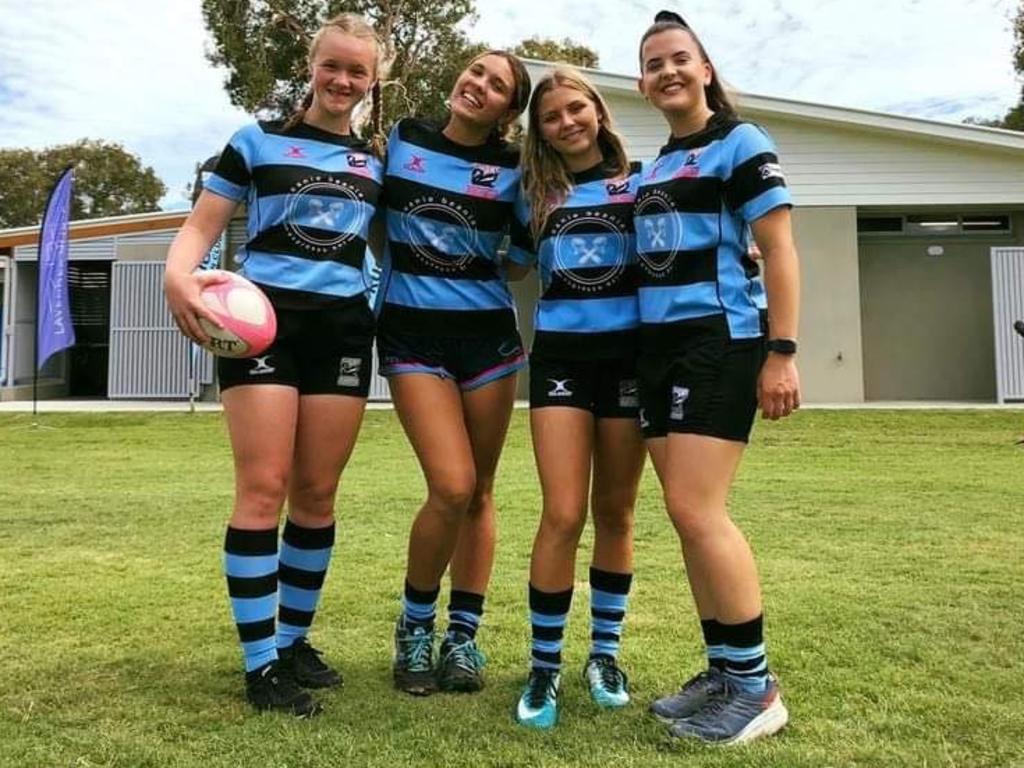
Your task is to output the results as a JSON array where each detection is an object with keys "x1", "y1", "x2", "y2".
[
  {"x1": 190, "y1": 299, "x2": 224, "y2": 330},
  {"x1": 178, "y1": 311, "x2": 211, "y2": 345},
  {"x1": 196, "y1": 270, "x2": 232, "y2": 287}
]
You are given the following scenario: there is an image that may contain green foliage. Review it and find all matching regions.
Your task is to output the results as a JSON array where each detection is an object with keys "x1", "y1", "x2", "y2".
[
  {"x1": 1, "y1": 409, "x2": 1023, "y2": 767},
  {"x1": 971, "y1": 2, "x2": 1024, "y2": 131},
  {"x1": 512, "y1": 37, "x2": 599, "y2": 69},
  {"x1": 0, "y1": 140, "x2": 165, "y2": 229}
]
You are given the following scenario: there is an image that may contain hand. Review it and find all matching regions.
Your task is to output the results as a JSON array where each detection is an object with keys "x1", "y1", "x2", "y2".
[
  {"x1": 163, "y1": 269, "x2": 230, "y2": 345},
  {"x1": 757, "y1": 353, "x2": 801, "y2": 420}
]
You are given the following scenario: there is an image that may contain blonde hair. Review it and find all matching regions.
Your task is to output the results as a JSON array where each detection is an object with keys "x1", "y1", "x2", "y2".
[
  {"x1": 521, "y1": 66, "x2": 630, "y2": 241},
  {"x1": 283, "y1": 13, "x2": 388, "y2": 155}
]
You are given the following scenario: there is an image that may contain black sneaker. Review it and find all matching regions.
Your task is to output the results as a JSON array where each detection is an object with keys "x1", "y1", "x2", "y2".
[
  {"x1": 278, "y1": 637, "x2": 343, "y2": 689},
  {"x1": 245, "y1": 660, "x2": 323, "y2": 718},
  {"x1": 437, "y1": 631, "x2": 486, "y2": 692}
]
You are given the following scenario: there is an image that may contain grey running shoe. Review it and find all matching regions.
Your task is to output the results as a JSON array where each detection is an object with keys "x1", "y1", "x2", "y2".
[
  {"x1": 584, "y1": 656, "x2": 630, "y2": 709},
  {"x1": 668, "y1": 675, "x2": 788, "y2": 745},
  {"x1": 649, "y1": 667, "x2": 726, "y2": 722},
  {"x1": 278, "y1": 637, "x2": 342, "y2": 689},
  {"x1": 245, "y1": 660, "x2": 322, "y2": 718},
  {"x1": 393, "y1": 618, "x2": 437, "y2": 695},
  {"x1": 437, "y1": 631, "x2": 487, "y2": 692}
]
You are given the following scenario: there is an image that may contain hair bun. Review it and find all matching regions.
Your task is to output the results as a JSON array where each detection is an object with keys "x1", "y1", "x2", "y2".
[{"x1": 654, "y1": 10, "x2": 688, "y2": 25}]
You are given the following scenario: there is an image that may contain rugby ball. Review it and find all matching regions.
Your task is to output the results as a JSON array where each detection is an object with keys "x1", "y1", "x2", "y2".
[{"x1": 197, "y1": 271, "x2": 277, "y2": 358}]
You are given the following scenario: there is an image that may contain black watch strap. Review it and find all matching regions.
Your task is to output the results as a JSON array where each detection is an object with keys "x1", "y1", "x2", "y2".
[{"x1": 767, "y1": 338, "x2": 797, "y2": 355}]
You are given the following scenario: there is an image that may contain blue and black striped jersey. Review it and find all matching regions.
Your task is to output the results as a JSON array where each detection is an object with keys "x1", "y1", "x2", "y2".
[
  {"x1": 511, "y1": 161, "x2": 641, "y2": 360},
  {"x1": 377, "y1": 118, "x2": 521, "y2": 337},
  {"x1": 634, "y1": 117, "x2": 792, "y2": 344},
  {"x1": 205, "y1": 120, "x2": 384, "y2": 308}
]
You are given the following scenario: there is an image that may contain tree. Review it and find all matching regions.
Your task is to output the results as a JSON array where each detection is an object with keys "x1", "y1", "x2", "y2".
[
  {"x1": 0, "y1": 140, "x2": 166, "y2": 229},
  {"x1": 512, "y1": 37, "x2": 599, "y2": 69},
  {"x1": 969, "y1": 2, "x2": 1024, "y2": 130}
]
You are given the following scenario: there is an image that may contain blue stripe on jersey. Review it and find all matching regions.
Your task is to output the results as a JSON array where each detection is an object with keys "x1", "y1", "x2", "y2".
[
  {"x1": 386, "y1": 271, "x2": 512, "y2": 311},
  {"x1": 205, "y1": 175, "x2": 248, "y2": 203},
  {"x1": 638, "y1": 283, "x2": 721, "y2": 324},
  {"x1": 741, "y1": 186, "x2": 792, "y2": 227},
  {"x1": 386, "y1": 141, "x2": 517, "y2": 202},
  {"x1": 506, "y1": 243, "x2": 533, "y2": 267},
  {"x1": 241, "y1": 250, "x2": 367, "y2": 299},
  {"x1": 386, "y1": 212, "x2": 503, "y2": 259},
  {"x1": 537, "y1": 297, "x2": 640, "y2": 333}
]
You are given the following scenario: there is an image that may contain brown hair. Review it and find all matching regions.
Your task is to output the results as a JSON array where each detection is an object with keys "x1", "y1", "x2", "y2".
[
  {"x1": 521, "y1": 66, "x2": 630, "y2": 240},
  {"x1": 457, "y1": 50, "x2": 532, "y2": 144},
  {"x1": 638, "y1": 15, "x2": 737, "y2": 121},
  {"x1": 283, "y1": 13, "x2": 387, "y2": 154}
]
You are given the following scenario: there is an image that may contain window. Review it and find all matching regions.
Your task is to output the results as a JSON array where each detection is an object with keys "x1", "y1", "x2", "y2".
[{"x1": 858, "y1": 213, "x2": 1012, "y2": 237}]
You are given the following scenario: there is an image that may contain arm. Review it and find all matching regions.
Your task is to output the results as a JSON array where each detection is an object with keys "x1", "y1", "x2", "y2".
[
  {"x1": 751, "y1": 206, "x2": 801, "y2": 420},
  {"x1": 163, "y1": 190, "x2": 238, "y2": 344}
]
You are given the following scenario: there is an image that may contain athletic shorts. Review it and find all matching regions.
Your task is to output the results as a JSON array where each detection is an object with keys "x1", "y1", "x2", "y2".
[
  {"x1": 376, "y1": 327, "x2": 526, "y2": 392},
  {"x1": 529, "y1": 355, "x2": 639, "y2": 419},
  {"x1": 637, "y1": 335, "x2": 766, "y2": 442},
  {"x1": 218, "y1": 301, "x2": 375, "y2": 397}
]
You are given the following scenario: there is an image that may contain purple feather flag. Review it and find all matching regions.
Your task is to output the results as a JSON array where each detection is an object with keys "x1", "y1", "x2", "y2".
[{"x1": 37, "y1": 167, "x2": 75, "y2": 370}]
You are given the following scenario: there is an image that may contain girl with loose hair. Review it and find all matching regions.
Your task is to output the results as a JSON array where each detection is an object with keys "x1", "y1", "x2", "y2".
[
  {"x1": 164, "y1": 12, "x2": 385, "y2": 718},
  {"x1": 376, "y1": 49, "x2": 531, "y2": 697},
  {"x1": 509, "y1": 66, "x2": 644, "y2": 729},
  {"x1": 634, "y1": 10, "x2": 800, "y2": 744}
]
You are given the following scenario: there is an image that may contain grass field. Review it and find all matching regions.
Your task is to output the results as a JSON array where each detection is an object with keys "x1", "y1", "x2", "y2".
[{"x1": 1, "y1": 409, "x2": 1023, "y2": 768}]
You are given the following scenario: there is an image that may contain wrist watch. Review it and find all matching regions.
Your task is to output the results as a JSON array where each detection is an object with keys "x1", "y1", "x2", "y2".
[{"x1": 766, "y1": 338, "x2": 797, "y2": 355}]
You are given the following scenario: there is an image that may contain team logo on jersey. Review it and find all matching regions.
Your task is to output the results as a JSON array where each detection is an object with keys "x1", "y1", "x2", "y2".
[
  {"x1": 670, "y1": 385, "x2": 690, "y2": 421},
  {"x1": 550, "y1": 209, "x2": 628, "y2": 294},
  {"x1": 249, "y1": 355, "x2": 276, "y2": 376},
  {"x1": 466, "y1": 164, "x2": 501, "y2": 199},
  {"x1": 618, "y1": 379, "x2": 639, "y2": 408},
  {"x1": 759, "y1": 162, "x2": 785, "y2": 181},
  {"x1": 337, "y1": 357, "x2": 363, "y2": 387},
  {"x1": 284, "y1": 145, "x2": 307, "y2": 159},
  {"x1": 402, "y1": 195, "x2": 479, "y2": 274},
  {"x1": 635, "y1": 188, "x2": 682, "y2": 277},
  {"x1": 283, "y1": 174, "x2": 367, "y2": 255},
  {"x1": 605, "y1": 179, "x2": 632, "y2": 202},
  {"x1": 547, "y1": 378, "x2": 573, "y2": 397},
  {"x1": 645, "y1": 156, "x2": 669, "y2": 181},
  {"x1": 404, "y1": 154, "x2": 427, "y2": 173},
  {"x1": 347, "y1": 153, "x2": 369, "y2": 168},
  {"x1": 676, "y1": 149, "x2": 703, "y2": 179}
]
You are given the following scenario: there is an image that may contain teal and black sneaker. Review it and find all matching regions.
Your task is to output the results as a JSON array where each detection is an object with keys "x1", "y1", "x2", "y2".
[
  {"x1": 393, "y1": 618, "x2": 437, "y2": 696},
  {"x1": 437, "y1": 631, "x2": 487, "y2": 692},
  {"x1": 668, "y1": 675, "x2": 788, "y2": 744},
  {"x1": 649, "y1": 667, "x2": 726, "y2": 722},
  {"x1": 515, "y1": 668, "x2": 560, "y2": 729},
  {"x1": 584, "y1": 656, "x2": 630, "y2": 709},
  {"x1": 278, "y1": 637, "x2": 343, "y2": 689}
]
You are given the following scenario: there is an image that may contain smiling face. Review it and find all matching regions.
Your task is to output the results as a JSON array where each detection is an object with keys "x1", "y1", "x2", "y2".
[
  {"x1": 448, "y1": 54, "x2": 518, "y2": 131},
  {"x1": 536, "y1": 84, "x2": 603, "y2": 168},
  {"x1": 638, "y1": 28, "x2": 712, "y2": 119},
  {"x1": 308, "y1": 29, "x2": 377, "y2": 121}
]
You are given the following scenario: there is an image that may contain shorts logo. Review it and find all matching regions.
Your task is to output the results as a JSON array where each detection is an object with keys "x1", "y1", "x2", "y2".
[
  {"x1": 547, "y1": 378, "x2": 573, "y2": 397},
  {"x1": 498, "y1": 340, "x2": 522, "y2": 358},
  {"x1": 551, "y1": 210, "x2": 628, "y2": 293},
  {"x1": 635, "y1": 188, "x2": 682, "y2": 277},
  {"x1": 284, "y1": 175, "x2": 367, "y2": 256},
  {"x1": 759, "y1": 162, "x2": 785, "y2": 181},
  {"x1": 638, "y1": 408, "x2": 650, "y2": 429},
  {"x1": 337, "y1": 357, "x2": 363, "y2": 387},
  {"x1": 249, "y1": 355, "x2": 276, "y2": 376},
  {"x1": 404, "y1": 155, "x2": 427, "y2": 173},
  {"x1": 670, "y1": 385, "x2": 690, "y2": 421},
  {"x1": 618, "y1": 379, "x2": 638, "y2": 408}
]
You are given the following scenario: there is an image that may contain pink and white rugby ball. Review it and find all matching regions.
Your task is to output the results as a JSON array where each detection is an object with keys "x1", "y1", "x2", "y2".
[{"x1": 198, "y1": 271, "x2": 277, "y2": 358}]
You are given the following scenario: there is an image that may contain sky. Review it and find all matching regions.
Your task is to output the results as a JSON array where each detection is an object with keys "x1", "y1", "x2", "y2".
[{"x1": 1, "y1": 0, "x2": 1020, "y2": 210}]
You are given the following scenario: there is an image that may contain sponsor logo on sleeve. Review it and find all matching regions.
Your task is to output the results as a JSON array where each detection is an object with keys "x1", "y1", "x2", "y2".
[{"x1": 759, "y1": 162, "x2": 785, "y2": 181}]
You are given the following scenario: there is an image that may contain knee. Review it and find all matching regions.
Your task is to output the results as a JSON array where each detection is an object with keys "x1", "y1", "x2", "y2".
[
  {"x1": 663, "y1": 492, "x2": 721, "y2": 542},
  {"x1": 237, "y1": 471, "x2": 289, "y2": 525},
  {"x1": 591, "y1": 494, "x2": 634, "y2": 539},
  {"x1": 464, "y1": 479, "x2": 496, "y2": 521},
  {"x1": 540, "y1": 504, "x2": 588, "y2": 546},
  {"x1": 427, "y1": 471, "x2": 476, "y2": 520},
  {"x1": 289, "y1": 475, "x2": 339, "y2": 521}
]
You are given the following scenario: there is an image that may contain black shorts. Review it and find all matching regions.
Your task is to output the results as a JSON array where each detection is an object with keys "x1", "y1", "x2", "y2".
[
  {"x1": 637, "y1": 335, "x2": 766, "y2": 442},
  {"x1": 529, "y1": 355, "x2": 639, "y2": 419},
  {"x1": 218, "y1": 301, "x2": 375, "y2": 397},
  {"x1": 376, "y1": 327, "x2": 525, "y2": 391}
]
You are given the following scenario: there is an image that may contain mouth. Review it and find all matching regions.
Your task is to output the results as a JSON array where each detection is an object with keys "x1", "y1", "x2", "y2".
[
  {"x1": 459, "y1": 90, "x2": 483, "y2": 109},
  {"x1": 325, "y1": 86, "x2": 352, "y2": 100},
  {"x1": 559, "y1": 128, "x2": 586, "y2": 141},
  {"x1": 659, "y1": 82, "x2": 686, "y2": 95}
]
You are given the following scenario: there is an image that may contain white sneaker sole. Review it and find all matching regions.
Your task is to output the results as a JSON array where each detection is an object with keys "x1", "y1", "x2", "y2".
[{"x1": 721, "y1": 697, "x2": 789, "y2": 745}]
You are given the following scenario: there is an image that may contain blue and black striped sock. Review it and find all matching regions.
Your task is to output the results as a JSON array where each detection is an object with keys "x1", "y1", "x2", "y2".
[
  {"x1": 721, "y1": 614, "x2": 769, "y2": 692},
  {"x1": 701, "y1": 618, "x2": 728, "y2": 671},
  {"x1": 447, "y1": 589, "x2": 485, "y2": 640},
  {"x1": 589, "y1": 567, "x2": 632, "y2": 661},
  {"x1": 529, "y1": 584, "x2": 573, "y2": 672},
  {"x1": 402, "y1": 580, "x2": 440, "y2": 630},
  {"x1": 276, "y1": 518, "x2": 335, "y2": 650},
  {"x1": 224, "y1": 526, "x2": 278, "y2": 672}
]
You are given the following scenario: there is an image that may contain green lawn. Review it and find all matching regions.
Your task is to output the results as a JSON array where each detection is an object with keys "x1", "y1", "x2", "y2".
[{"x1": 1, "y1": 410, "x2": 1023, "y2": 768}]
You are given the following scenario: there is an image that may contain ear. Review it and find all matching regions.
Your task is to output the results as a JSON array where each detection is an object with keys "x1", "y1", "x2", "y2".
[
  {"x1": 703, "y1": 61, "x2": 713, "y2": 87},
  {"x1": 636, "y1": 77, "x2": 646, "y2": 98}
]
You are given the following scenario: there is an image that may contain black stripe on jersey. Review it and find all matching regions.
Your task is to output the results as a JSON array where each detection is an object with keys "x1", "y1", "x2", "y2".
[
  {"x1": 658, "y1": 116, "x2": 741, "y2": 155},
  {"x1": 379, "y1": 304, "x2": 517, "y2": 338},
  {"x1": 509, "y1": 214, "x2": 533, "y2": 252},
  {"x1": 532, "y1": 328, "x2": 638, "y2": 360},
  {"x1": 398, "y1": 118, "x2": 520, "y2": 168},
  {"x1": 640, "y1": 314, "x2": 737, "y2": 351},
  {"x1": 384, "y1": 176, "x2": 513, "y2": 233},
  {"x1": 637, "y1": 177, "x2": 722, "y2": 214},
  {"x1": 541, "y1": 202, "x2": 636, "y2": 239},
  {"x1": 543, "y1": 265, "x2": 639, "y2": 300},
  {"x1": 638, "y1": 247, "x2": 717, "y2": 286},
  {"x1": 213, "y1": 144, "x2": 250, "y2": 187},
  {"x1": 389, "y1": 242, "x2": 500, "y2": 281},
  {"x1": 258, "y1": 285, "x2": 374, "y2": 313},
  {"x1": 260, "y1": 119, "x2": 372, "y2": 149},
  {"x1": 246, "y1": 225, "x2": 367, "y2": 269},
  {"x1": 724, "y1": 152, "x2": 786, "y2": 211},
  {"x1": 250, "y1": 164, "x2": 382, "y2": 201}
]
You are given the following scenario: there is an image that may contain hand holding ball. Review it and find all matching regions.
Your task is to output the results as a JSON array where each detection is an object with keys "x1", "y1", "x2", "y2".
[{"x1": 197, "y1": 271, "x2": 277, "y2": 358}]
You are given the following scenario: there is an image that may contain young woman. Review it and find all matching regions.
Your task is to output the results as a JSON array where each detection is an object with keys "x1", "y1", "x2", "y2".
[
  {"x1": 376, "y1": 50, "x2": 531, "y2": 696},
  {"x1": 507, "y1": 67, "x2": 644, "y2": 729},
  {"x1": 164, "y1": 14, "x2": 384, "y2": 718},
  {"x1": 635, "y1": 11, "x2": 800, "y2": 744}
]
